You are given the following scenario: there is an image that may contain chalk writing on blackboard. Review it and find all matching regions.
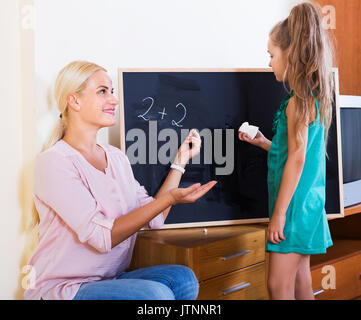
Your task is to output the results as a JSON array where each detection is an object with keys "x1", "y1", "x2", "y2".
[
  {"x1": 138, "y1": 97, "x2": 154, "y2": 121},
  {"x1": 172, "y1": 103, "x2": 187, "y2": 128},
  {"x1": 137, "y1": 96, "x2": 187, "y2": 128},
  {"x1": 158, "y1": 107, "x2": 167, "y2": 120}
]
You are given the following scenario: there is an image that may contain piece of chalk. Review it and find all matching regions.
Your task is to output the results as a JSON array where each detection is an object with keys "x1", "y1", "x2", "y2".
[
  {"x1": 239, "y1": 121, "x2": 259, "y2": 140},
  {"x1": 239, "y1": 122, "x2": 249, "y2": 133},
  {"x1": 247, "y1": 125, "x2": 259, "y2": 139}
]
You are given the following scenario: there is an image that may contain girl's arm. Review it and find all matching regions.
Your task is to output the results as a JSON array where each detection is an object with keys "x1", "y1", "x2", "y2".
[
  {"x1": 261, "y1": 138, "x2": 272, "y2": 152},
  {"x1": 239, "y1": 130, "x2": 272, "y2": 152},
  {"x1": 267, "y1": 97, "x2": 308, "y2": 244}
]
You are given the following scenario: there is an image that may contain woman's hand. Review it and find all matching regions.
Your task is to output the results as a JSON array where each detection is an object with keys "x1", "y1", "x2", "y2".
[
  {"x1": 173, "y1": 129, "x2": 202, "y2": 167},
  {"x1": 167, "y1": 181, "x2": 217, "y2": 205},
  {"x1": 267, "y1": 214, "x2": 286, "y2": 244}
]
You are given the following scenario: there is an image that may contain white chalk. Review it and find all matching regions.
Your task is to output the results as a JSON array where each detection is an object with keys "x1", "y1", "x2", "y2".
[{"x1": 239, "y1": 121, "x2": 259, "y2": 140}]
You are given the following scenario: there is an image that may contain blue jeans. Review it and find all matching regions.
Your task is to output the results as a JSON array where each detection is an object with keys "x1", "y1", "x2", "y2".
[{"x1": 73, "y1": 265, "x2": 199, "y2": 300}]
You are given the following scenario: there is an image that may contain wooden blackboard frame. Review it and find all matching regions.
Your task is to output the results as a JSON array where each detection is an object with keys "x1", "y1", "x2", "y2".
[{"x1": 118, "y1": 68, "x2": 344, "y2": 228}]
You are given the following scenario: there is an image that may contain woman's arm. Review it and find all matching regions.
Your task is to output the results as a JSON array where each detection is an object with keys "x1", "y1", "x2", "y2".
[
  {"x1": 110, "y1": 181, "x2": 216, "y2": 248},
  {"x1": 267, "y1": 97, "x2": 308, "y2": 244},
  {"x1": 153, "y1": 168, "x2": 183, "y2": 221},
  {"x1": 153, "y1": 129, "x2": 202, "y2": 220},
  {"x1": 111, "y1": 129, "x2": 209, "y2": 248}
]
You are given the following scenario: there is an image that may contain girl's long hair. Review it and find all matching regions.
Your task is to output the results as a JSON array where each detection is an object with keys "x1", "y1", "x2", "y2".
[
  {"x1": 270, "y1": 1, "x2": 335, "y2": 152},
  {"x1": 31, "y1": 61, "x2": 107, "y2": 227}
]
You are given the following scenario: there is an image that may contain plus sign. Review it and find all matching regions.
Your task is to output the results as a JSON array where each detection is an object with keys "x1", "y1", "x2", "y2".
[{"x1": 158, "y1": 107, "x2": 167, "y2": 120}]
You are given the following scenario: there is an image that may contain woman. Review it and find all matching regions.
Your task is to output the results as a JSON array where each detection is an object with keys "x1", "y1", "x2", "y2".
[{"x1": 24, "y1": 61, "x2": 216, "y2": 300}]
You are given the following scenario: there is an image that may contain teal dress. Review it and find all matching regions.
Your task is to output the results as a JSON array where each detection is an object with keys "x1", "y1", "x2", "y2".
[{"x1": 266, "y1": 92, "x2": 333, "y2": 255}]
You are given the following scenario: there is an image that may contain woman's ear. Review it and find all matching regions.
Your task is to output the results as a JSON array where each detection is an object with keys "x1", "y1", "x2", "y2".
[{"x1": 67, "y1": 94, "x2": 81, "y2": 111}]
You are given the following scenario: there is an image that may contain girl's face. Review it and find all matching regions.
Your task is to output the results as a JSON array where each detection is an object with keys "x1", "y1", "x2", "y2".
[
  {"x1": 76, "y1": 70, "x2": 119, "y2": 129},
  {"x1": 267, "y1": 38, "x2": 288, "y2": 82}
]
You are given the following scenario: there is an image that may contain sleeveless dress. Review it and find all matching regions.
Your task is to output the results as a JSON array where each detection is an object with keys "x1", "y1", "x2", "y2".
[{"x1": 266, "y1": 92, "x2": 333, "y2": 255}]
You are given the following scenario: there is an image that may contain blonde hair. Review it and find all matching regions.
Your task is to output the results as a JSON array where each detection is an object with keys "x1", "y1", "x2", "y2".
[
  {"x1": 270, "y1": 1, "x2": 335, "y2": 151},
  {"x1": 41, "y1": 61, "x2": 107, "y2": 152},
  {"x1": 31, "y1": 61, "x2": 107, "y2": 226}
]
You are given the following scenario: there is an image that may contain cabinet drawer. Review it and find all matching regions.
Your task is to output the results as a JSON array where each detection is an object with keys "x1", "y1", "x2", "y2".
[
  {"x1": 198, "y1": 262, "x2": 267, "y2": 300},
  {"x1": 312, "y1": 253, "x2": 361, "y2": 300},
  {"x1": 197, "y1": 228, "x2": 265, "y2": 280}
]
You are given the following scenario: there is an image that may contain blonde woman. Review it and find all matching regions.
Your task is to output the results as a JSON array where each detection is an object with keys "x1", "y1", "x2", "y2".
[
  {"x1": 25, "y1": 61, "x2": 216, "y2": 300},
  {"x1": 239, "y1": 2, "x2": 334, "y2": 299}
]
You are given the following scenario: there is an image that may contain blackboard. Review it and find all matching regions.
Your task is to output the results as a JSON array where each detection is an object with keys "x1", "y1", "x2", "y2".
[{"x1": 118, "y1": 69, "x2": 344, "y2": 228}]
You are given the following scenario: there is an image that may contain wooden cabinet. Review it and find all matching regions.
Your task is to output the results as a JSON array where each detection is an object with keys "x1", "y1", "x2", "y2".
[
  {"x1": 130, "y1": 225, "x2": 268, "y2": 300},
  {"x1": 310, "y1": 211, "x2": 361, "y2": 300},
  {"x1": 312, "y1": 247, "x2": 361, "y2": 300},
  {"x1": 130, "y1": 208, "x2": 361, "y2": 300},
  {"x1": 198, "y1": 262, "x2": 266, "y2": 300}
]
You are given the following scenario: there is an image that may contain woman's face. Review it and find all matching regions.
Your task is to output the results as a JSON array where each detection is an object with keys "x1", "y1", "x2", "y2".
[
  {"x1": 75, "y1": 70, "x2": 119, "y2": 128},
  {"x1": 267, "y1": 38, "x2": 288, "y2": 82}
]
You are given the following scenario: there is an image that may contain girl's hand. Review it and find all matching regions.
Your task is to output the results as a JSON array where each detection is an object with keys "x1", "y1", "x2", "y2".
[
  {"x1": 173, "y1": 129, "x2": 201, "y2": 167},
  {"x1": 238, "y1": 130, "x2": 266, "y2": 149},
  {"x1": 267, "y1": 214, "x2": 286, "y2": 244},
  {"x1": 168, "y1": 181, "x2": 217, "y2": 205}
]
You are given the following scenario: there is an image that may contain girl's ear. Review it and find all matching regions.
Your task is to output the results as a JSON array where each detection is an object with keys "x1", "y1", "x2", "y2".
[
  {"x1": 284, "y1": 47, "x2": 290, "y2": 59},
  {"x1": 283, "y1": 48, "x2": 290, "y2": 70}
]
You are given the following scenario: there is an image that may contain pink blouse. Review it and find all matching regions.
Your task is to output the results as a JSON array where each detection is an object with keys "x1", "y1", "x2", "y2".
[{"x1": 24, "y1": 139, "x2": 164, "y2": 300}]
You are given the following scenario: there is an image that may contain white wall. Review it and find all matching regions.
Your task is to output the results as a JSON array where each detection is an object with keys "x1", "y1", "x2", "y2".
[
  {"x1": 34, "y1": 0, "x2": 293, "y2": 150},
  {"x1": 0, "y1": 0, "x2": 22, "y2": 300},
  {"x1": 0, "y1": 0, "x2": 37, "y2": 300}
]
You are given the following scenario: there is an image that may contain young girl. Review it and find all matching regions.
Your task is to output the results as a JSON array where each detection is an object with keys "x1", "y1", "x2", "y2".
[{"x1": 239, "y1": 2, "x2": 334, "y2": 300}]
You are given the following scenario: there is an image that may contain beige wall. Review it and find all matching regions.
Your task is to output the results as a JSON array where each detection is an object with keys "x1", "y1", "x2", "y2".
[{"x1": 0, "y1": 0, "x2": 37, "y2": 299}]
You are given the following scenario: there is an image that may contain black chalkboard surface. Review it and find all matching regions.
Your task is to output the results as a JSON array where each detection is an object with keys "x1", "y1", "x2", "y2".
[{"x1": 118, "y1": 69, "x2": 344, "y2": 228}]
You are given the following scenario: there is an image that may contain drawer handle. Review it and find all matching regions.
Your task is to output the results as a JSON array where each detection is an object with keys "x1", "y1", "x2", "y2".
[
  {"x1": 313, "y1": 289, "x2": 324, "y2": 296},
  {"x1": 222, "y1": 282, "x2": 251, "y2": 295},
  {"x1": 222, "y1": 250, "x2": 251, "y2": 260}
]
